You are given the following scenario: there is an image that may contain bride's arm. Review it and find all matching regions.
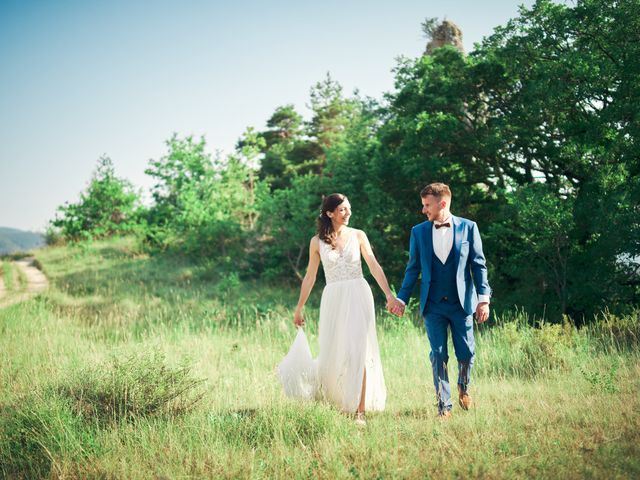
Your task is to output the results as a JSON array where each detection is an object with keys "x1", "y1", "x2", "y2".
[
  {"x1": 294, "y1": 236, "x2": 321, "y2": 326},
  {"x1": 357, "y1": 230, "x2": 395, "y2": 303}
]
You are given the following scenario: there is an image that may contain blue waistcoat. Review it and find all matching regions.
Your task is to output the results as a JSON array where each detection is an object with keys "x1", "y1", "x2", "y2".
[{"x1": 427, "y1": 248, "x2": 459, "y2": 304}]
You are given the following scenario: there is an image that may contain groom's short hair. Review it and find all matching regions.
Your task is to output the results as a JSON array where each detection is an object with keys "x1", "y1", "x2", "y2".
[{"x1": 421, "y1": 183, "x2": 451, "y2": 200}]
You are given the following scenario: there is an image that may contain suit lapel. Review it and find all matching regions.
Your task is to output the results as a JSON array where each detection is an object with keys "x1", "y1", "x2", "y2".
[
  {"x1": 452, "y1": 215, "x2": 463, "y2": 265},
  {"x1": 424, "y1": 221, "x2": 433, "y2": 270}
]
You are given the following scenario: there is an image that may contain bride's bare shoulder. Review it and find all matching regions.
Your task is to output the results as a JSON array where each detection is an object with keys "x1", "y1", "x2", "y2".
[
  {"x1": 308, "y1": 236, "x2": 321, "y2": 256},
  {"x1": 352, "y1": 228, "x2": 367, "y2": 239}
]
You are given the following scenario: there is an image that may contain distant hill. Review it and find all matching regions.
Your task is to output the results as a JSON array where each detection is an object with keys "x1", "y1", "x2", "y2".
[{"x1": 0, "y1": 227, "x2": 45, "y2": 255}]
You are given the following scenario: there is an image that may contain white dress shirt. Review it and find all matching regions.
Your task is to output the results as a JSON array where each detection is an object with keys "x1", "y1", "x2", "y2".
[{"x1": 433, "y1": 217, "x2": 454, "y2": 264}]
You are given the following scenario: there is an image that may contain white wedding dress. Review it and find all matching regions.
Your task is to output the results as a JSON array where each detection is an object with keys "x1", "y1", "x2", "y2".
[{"x1": 278, "y1": 229, "x2": 386, "y2": 412}]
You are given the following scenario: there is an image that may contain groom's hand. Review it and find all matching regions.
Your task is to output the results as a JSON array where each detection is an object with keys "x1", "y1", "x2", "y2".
[{"x1": 476, "y1": 302, "x2": 490, "y2": 323}]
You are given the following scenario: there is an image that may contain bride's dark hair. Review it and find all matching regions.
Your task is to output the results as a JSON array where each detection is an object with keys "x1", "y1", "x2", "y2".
[{"x1": 317, "y1": 193, "x2": 346, "y2": 248}]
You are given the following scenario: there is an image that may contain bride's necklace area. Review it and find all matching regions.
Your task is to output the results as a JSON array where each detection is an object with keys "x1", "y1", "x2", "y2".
[{"x1": 333, "y1": 228, "x2": 351, "y2": 256}]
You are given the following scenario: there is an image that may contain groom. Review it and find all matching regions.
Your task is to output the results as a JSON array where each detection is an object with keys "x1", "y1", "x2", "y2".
[{"x1": 389, "y1": 183, "x2": 491, "y2": 418}]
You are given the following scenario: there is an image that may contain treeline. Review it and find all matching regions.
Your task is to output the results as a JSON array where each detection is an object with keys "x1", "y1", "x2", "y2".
[{"x1": 50, "y1": 0, "x2": 639, "y2": 323}]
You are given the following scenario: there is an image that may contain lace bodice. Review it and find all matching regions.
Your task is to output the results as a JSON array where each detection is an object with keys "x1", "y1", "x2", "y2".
[{"x1": 319, "y1": 229, "x2": 363, "y2": 284}]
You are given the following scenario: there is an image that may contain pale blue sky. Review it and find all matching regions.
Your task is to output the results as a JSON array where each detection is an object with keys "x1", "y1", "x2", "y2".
[{"x1": 0, "y1": 0, "x2": 536, "y2": 231}]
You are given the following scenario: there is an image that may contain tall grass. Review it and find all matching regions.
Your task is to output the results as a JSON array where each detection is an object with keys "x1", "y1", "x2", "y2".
[
  {"x1": 0, "y1": 237, "x2": 638, "y2": 479},
  {"x1": 2, "y1": 261, "x2": 14, "y2": 291},
  {"x1": 58, "y1": 351, "x2": 206, "y2": 423}
]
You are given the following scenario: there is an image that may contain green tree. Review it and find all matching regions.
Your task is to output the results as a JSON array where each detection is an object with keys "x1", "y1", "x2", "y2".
[
  {"x1": 256, "y1": 105, "x2": 305, "y2": 190},
  {"x1": 256, "y1": 74, "x2": 364, "y2": 192},
  {"x1": 308, "y1": 73, "x2": 359, "y2": 151},
  {"x1": 51, "y1": 156, "x2": 140, "y2": 240},
  {"x1": 171, "y1": 156, "x2": 265, "y2": 261},
  {"x1": 473, "y1": 0, "x2": 640, "y2": 317},
  {"x1": 145, "y1": 134, "x2": 213, "y2": 226},
  {"x1": 143, "y1": 132, "x2": 267, "y2": 264},
  {"x1": 257, "y1": 175, "x2": 328, "y2": 280},
  {"x1": 353, "y1": 46, "x2": 496, "y2": 277},
  {"x1": 486, "y1": 184, "x2": 576, "y2": 318}
]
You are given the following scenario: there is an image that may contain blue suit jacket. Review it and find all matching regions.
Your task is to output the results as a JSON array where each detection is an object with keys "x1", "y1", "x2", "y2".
[{"x1": 397, "y1": 216, "x2": 491, "y2": 316}]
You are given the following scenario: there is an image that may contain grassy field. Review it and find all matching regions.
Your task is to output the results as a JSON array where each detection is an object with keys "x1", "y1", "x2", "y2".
[
  {"x1": 1, "y1": 237, "x2": 639, "y2": 479},
  {"x1": 1, "y1": 261, "x2": 16, "y2": 292}
]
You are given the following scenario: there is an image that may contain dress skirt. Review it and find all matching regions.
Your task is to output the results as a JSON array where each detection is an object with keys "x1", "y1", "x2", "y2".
[{"x1": 272, "y1": 275, "x2": 389, "y2": 413}]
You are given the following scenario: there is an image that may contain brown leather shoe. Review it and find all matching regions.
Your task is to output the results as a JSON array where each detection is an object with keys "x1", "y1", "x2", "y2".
[
  {"x1": 458, "y1": 387, "x2": 473, "y2": 410},
  {"x1": 438, "y1": 410, "x2": 452, "y2": 419}
]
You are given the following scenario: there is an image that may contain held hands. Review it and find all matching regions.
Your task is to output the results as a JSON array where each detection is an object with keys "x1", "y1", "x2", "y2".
[
  {"x1": 476, "y1": 302, "x2": 490, "y2": 323},
  {"x1": 294, "y1": 309, "x2": 305, "y2": 327},
  {"x1": 386, "y1": 297, "x2": 405, "y2": 317}
]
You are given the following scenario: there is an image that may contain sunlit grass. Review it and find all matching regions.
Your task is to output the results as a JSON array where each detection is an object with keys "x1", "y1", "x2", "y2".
[
  {"x1": 1, "y1": 237, "x2": 639, "y2": 479},
  {"x1": 2, "y1": 261, "x2": 15, "y2": 291}
]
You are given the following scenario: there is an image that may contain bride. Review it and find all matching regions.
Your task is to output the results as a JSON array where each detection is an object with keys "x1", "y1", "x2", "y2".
[{"x1": 279, "y1": 193, "x2": 395, "y2": 425}]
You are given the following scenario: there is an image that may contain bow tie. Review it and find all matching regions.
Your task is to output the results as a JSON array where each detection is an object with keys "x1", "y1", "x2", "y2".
[{"x1": 435, "y1": 222, "x2": 451, "y2": 229}]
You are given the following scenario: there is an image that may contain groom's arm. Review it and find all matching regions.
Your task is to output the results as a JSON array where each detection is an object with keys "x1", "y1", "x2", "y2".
[
  {"x1": 469, "y1": 222, "x2": 491, "y2": 300},
  {"x1": 397, "y1": 226, "x2": 421, "y2": 305}
]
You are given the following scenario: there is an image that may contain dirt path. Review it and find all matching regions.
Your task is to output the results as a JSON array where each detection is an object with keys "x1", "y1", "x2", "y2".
[
  {"x1": 0, "y1": 257, "x2": 48, "y2": 309},
  {"x1": 16, "y1": 257, "x2": 48, "y2": 294}
]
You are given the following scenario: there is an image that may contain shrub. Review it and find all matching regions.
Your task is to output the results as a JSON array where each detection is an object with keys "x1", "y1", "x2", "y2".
[{"x1": 57, "y1": 351, "x2": 206, "y2": 424}]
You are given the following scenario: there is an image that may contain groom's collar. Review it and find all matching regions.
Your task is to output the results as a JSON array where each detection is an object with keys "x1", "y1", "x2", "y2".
[
  {"x1": 436, "y1": 215, "x2": 452, "y2": 224},
  {"x1": 432, "y1": 214, "x2": 455, "y2": 226}
]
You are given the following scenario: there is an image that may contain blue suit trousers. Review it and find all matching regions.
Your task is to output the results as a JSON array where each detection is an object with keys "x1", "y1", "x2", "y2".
[{"x1": 424, "y1": 300, "x2": 475, "y2": 413}]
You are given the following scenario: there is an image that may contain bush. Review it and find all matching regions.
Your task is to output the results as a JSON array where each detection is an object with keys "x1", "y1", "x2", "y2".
[
  {"x1": 44, "y1": 225, "x2": 64, "y2": 246},
  {"x1": 57, "y1": 351, "x2": 206, "y2": 424}
]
